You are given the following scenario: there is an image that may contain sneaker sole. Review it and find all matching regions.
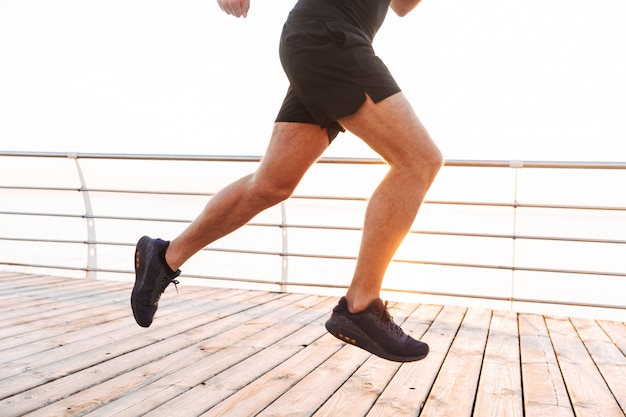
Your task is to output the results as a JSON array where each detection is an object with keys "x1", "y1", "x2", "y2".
[
  {"x1": 325, "y1": 314, "x2": 428, "y2": 363},
  {"x1": 131, "y1": 236, "x2": 156, "y2": 328}
]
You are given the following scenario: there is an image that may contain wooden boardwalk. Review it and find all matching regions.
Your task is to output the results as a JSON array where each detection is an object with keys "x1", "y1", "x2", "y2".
[{"x1": 0, "y1": 272, "x2": 625, "y2": 417}]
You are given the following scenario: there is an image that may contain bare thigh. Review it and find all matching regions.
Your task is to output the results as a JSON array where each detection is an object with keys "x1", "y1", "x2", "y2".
[{"x1": 339, "y1": 93, "x2": 442, "y2": 170}]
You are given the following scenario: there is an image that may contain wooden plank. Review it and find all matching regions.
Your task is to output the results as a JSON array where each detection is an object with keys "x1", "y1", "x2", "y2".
[
  {"x1": 474, "y1": 310, "x2": 523, "y2": 417},
  {"x1": 2, "y1": 274, "x2": 626, "y2": 417},
  {"x1": 571, "y1": 317, "x2": 626, "y2": 413},
  {"x1": 311, "y1": 304, "x2": 442, "y2": 417},
  {"x1": 3, "y1": 291, "x2": 307, "y2": 416},
  {"x1": 367, "y1": 304, "x2": 467, "y2": 417},
  {"x1": 22, "y1": 338, "x2": 213, "y2": 417},
  {"x1": 0, "y1": 283, "x2": 127, "y2": 322},
  {"x1": 0, "y1": 276, "x2": 119, "y2": 302},
  {"x1": 0, "y1": 287, "x2": 242, "y2": 415},
  {"x1": 519, "y1": 314, "x2": 574, "y2": 417},
  {"x1": 197, "y1": 335, "x2": 343, "y2": 417},
  {"x1": 144, "y1": 309, "x2": 336, "y2": 416},
  {"x1": 316, "y1": 354, "x2": 399, "y2": 417},
  {"x1": 0, "y1": 286, "x2": 244, "y2": 387},
  {"x1": 0, "y1": 289, "x2": 131, "y2": 360},
  {"x1": 0, "y1": 271, "x2": 31, "y2": 280},
  {"x1": 599, "y1": 320, "x2": 626, "y2": 356},
  {"x1": 546, "y1": 316, "x2": 624, "y2": 417},
  {"x1": 253, "y1": 302, "x2": 425, "y2": 417},
  {"x1": 0, "y1": 279, "x2": 122, "y2": 319},
  {"x1": 0, "y1": 274, "x2": 67, "y2": 293},
  {"x1": 0, "y1": 282, "x2": 130, "y2": 338},
  {"x1": 0, "y1": 289, "x2": 281, "y2": 407},
  {"x1": 0, "y1": 284, "x2": 236, "y2": 360},
  {"x1": 0, "y1": 285, "x2": 227, "y2": 356},
  {"x1": 419, "y1": 307, "x2": 492, "y2": 417},
  {"x1": 172, "y1": 344, "x2": 311, "y2": 417},
  {"x1": 83, "y1": 295, "x2": 334, "y2": 417},
  {"x1": 17, "y1": 293, "x2": 315, "y2": 417},
  {"x1": 260, "y1": 340, "x2": 372, "y2": 417}
]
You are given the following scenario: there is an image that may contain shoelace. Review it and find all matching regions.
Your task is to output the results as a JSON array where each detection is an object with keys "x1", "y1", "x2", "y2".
[
  {"x1": 155, "y1": 276, "x2": 179, "y2": 304},
  {"x1": 171, "y1": 278, "x2": 180, "y2": 294},
  {"x1": 164, "y1": 277, "x2": 180, "y2": 294},
  {"x1": 375, "y1": 301, "x2": 404, "y2": 337}
]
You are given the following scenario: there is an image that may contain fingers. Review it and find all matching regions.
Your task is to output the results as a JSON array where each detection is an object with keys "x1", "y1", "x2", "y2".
[
  {"x1": 240, "y1": 0, "x2": 250, "y2": 18},
  {"x1": 217, "y1": 0, "x2": 249, "y2": 18}
]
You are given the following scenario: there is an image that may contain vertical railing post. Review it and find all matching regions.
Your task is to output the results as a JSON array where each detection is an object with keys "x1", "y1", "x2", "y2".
[
  {"x1": 69, "y1": 153, "x2": 98, "y2": 279},
  {"x1": 279, "y1": 201, "x2": 288, "y2": 292},
  {"x1": 509, "y1": 160, "x2": 524, "y2": 310}
]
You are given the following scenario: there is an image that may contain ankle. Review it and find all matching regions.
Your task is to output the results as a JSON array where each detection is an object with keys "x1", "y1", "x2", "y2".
[
  {"x1": 345, "y1": 294, "x2": 377, "y2": 314},
  {"x1": 160, "y1": 246, "x2": 178, "y2": 274}
]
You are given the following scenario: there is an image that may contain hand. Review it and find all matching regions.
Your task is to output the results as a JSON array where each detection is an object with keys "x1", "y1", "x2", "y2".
[
  {"x1": 217, "y1": 0, "x2": 250, "y2": 18},
  {"x1": 390, "y1": 0, "x2": 422, "y2": 17}
]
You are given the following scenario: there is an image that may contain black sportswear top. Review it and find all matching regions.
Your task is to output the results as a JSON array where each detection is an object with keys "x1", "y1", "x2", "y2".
[{"x1": 288, "y1": 0, "x2": 391, "y2": 42}]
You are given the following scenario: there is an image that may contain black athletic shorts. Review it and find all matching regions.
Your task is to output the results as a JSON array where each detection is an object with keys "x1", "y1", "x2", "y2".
[{"x1": 275, "y1": 14, "x2": 401, "y2": 141}]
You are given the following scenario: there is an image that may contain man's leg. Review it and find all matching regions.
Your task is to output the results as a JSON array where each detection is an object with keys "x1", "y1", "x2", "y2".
[
  {"x1": 339, "y1": 93, "x2": 443, "y2": 313},
  {"x1": 165, "y1": 122, "x2": 329, "y2": 270},
  {"x1": 132, "y1": 122, "x2": 328, "y2": 327},
  {"x1": 323, "y1": 92, "x2": 442, "y2": 361}
]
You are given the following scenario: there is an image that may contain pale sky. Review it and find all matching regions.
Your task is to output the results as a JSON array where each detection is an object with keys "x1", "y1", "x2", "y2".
[{"x1": 1, "y1": 0, "x2": 625, "y2": 161}]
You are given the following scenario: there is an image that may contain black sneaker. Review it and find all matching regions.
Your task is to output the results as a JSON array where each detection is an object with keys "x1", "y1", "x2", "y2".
[
  {"x1": 131, "y1": 236, "x2": 181, "y2": 328},
  {"x1": 325, "y1": 297, "x2": 429, "y2": 362}
]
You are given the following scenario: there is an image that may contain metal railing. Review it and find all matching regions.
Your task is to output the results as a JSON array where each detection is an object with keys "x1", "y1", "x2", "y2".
[{"x1": 1, "y1": 151, "x2": 625, "y2": 316}]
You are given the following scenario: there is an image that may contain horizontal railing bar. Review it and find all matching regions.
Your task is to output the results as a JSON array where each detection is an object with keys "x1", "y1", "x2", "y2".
[
  {"x1": 0, "y1": 185, "x2": 216, "y2": 198},
  {"x1": 5, "y1": 233, "x2": 626, "y2": 265},
  {"x1": 393, "y1": 258, "x2": 626, "y2": 278},
  {"x1": 3, "y1": 224, "x2": 626, "y2": 247},
  {"x1": 511, "y1": 265, "x2": 626, "y2": 277},
  {"x1": 0, "y1": 261, "x2": 88, "y2": 272},
  {"x1": 442, "y1": 160, "x2": 626, "y2": 169},
  {"x1": 3, "y1": 261, "x2": 623, "y2": 311},
  {"x1": 2, "y1": 151, "x2": 626, "y2": 169},
  {"x1": 3, "y1": 220, "x2": 626, "y2": 246},
  {"x1": 0, "y1": 151, "x2": 266, "y2": 163},
  {"x1": 517, "y1": 202, "x2": 626, "y2": 211},
  {"x1": 425, "y1": 200, "x2": 626, "y2": 211},
  {"x1": 408, "y1": 230, "x2": 626, "y2": 245},
  {"x1": 0, "y1": 237, "x2": 88, "y2": 245},
  {"x1": 379, "y1": 287, "x2": 626, "y2": 310},
  {"x1": 6, "y1": 184, "x2": 626, "y2": 211},
  {"x1": 0, "y1": 185, "x2": 81, "y2": 192},
  {"x1": 0, "y1": 237, "x2": 286, "y2": 258},
  {"x1": 5, "y1": 186, "x2": 626, "y2": 212},
  {"x1": 0, "y1": 211, "x2": 86, "y2": 219},
  {"x1": 0, "y1": 186, "x2": 365, "y2": 201},
  {"x1": 4, "y1": 235, "x2": 625, "y2": 277},
  {"x1": 77, "y1": 188, "x2": 216, "y2": 197},
  {"x1": 511, "y1": 235, "x2": 626, "y2": 245},
  {"x1": 0, "y1": 211, "x2": 193, "y2": 223},
  {"x1": 3, "y1": 195, "x2": 626, "y2": 220},
  {"x1": 3, "y1": 237, "x2": 625, "y2": 277}
]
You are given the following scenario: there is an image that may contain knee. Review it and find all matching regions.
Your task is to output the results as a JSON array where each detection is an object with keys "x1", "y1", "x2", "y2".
[
  {"x1": 425, "y1": 146, "x2": 444, "y2": 179},
  {"x1": 404, "y1": 143, "x2": 444, "y2": 184},
  {"x1": 250, "y1": 175, "x2": 297, "y2": 206}
]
